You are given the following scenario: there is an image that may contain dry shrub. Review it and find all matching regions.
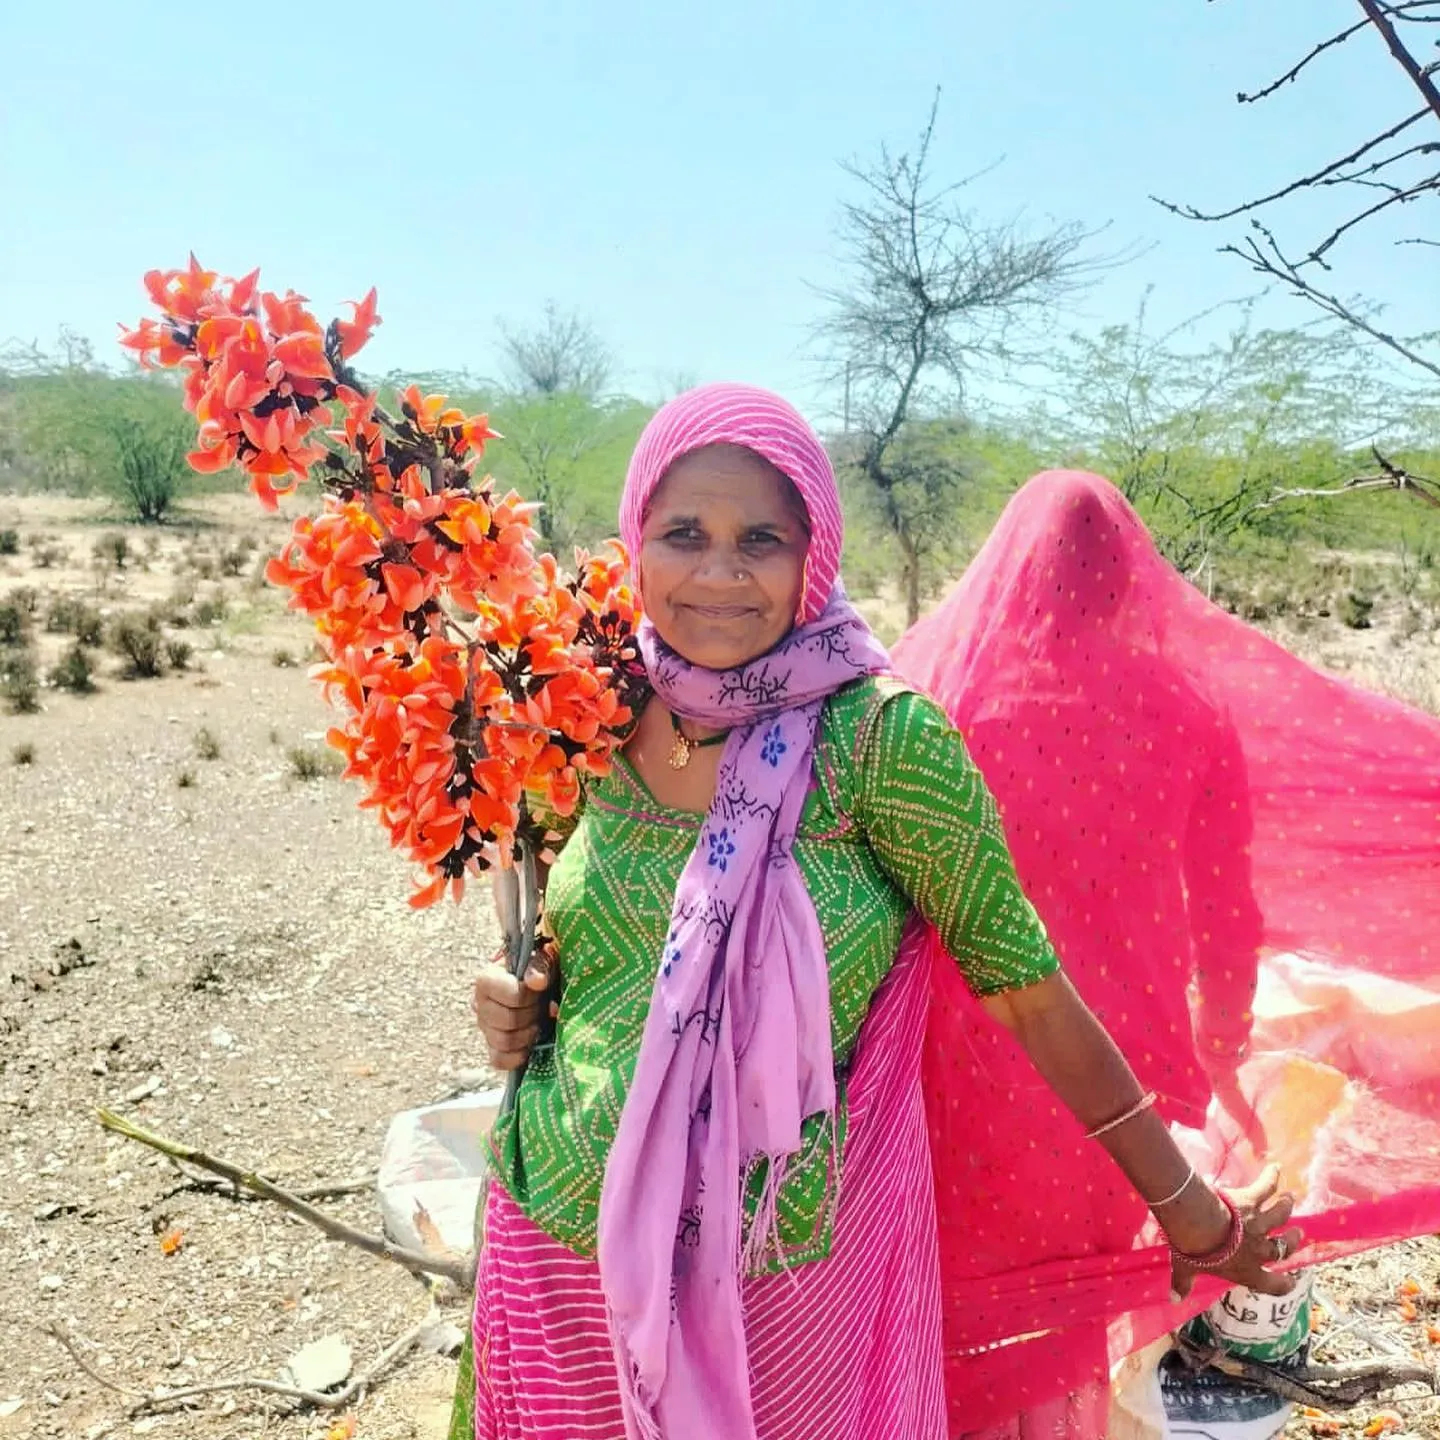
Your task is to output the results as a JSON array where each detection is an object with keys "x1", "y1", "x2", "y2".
[
  {"x1": 49, "y1": 643, "x2": 97, "y2": 694},
  {"x1": 1, "y1": 645, "x2": 40, "y2": 713},
  {"x1": 107, "y1": 614, "x2": 165, "y2": 679}
]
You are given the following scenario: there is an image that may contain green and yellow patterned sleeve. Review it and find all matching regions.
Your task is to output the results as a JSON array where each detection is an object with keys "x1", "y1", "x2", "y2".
[{"x1": 854, "y1": 689, "x2": 1060, "y2": 996}]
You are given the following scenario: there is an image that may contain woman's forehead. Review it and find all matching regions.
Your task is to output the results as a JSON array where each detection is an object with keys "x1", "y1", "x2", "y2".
[{"x1": 648, "y1": 445, "x2": 808, "y2": 522}]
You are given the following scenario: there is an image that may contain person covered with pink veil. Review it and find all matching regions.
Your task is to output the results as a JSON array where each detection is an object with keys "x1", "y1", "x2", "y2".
[
  {"x1": 895, "y1": 471, "x2": 1272, "y2": 1434},
  {"x1": 895, "y1": 468, "x2": 1440, "y2": 1436},
  {"x1": 459, "y1": 385, "x2": 1296, "y2": 1440}
]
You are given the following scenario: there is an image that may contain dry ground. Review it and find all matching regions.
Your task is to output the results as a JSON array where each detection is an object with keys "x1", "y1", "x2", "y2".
[{"x1": 0, "y1": 494, "x2": 1436, "y2": 1440}]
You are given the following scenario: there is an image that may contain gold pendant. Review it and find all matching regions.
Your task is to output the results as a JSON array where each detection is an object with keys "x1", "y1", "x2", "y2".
[{"x1": 667, "y1": 732, "x2": 692, "y2": 770}]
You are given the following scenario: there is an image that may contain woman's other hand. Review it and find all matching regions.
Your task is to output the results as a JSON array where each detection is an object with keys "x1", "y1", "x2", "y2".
[
  {"x1": 471, "y1": 941, "x2": 559, "y2": 1072},
  {"x1": 1168, "y1": 1164, "x2": 1305, "y2": 1301}
]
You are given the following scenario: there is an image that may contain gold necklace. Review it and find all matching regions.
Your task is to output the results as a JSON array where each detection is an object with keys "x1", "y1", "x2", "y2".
[{"x1": 667, "y1": 710, "x2": 729, "y2": 770}]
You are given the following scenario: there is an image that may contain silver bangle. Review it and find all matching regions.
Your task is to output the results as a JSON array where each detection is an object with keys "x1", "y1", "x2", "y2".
[{"x1": 1147, "y1": 1164, "x2": 1197, "y2": 1209}]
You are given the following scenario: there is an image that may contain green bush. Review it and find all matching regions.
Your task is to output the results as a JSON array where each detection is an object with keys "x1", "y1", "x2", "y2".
[
  {"x1": 92, "y1": 532, "x2": 131, "y2": 570},
  {"x1": 0, "y1": 529, "x2": 18, "y2": 556},
  {"x1": 1338, "y1": 591, "x2": 1375, "y2": 630},
  {"x1": 27, "y1": 535, "x2": 67, "y2": 569},
  {"x1": 0, "y1": 600, "x2": 28, "y2": 646},
  {"x1": 194, "y1": 594, "x2": 228, "y2": 627},
  {"x1": 107, "y1": 613, "x2": 165, "y2": 678},
  {"x1": 49, "y1": 642, "x2": 96, "y2": 694},
  {"x1": 45, "y1": 595, "x2": 104, "y2": 646},
  {"x1": 1, "y1": 646, "x2": 40, "y2": 713},
  {"x1": 11, "y1": 741, "x2": 36, "y2": 765},
  {"x1": 288, "y1": 744, "x2": 342, "y2": 781},
  {"x1": 194, "y1": 725, "x2": 220, "y2": 760},
  {"x1": 165, "y1": 637, "x2": 193, "y2": 671}
]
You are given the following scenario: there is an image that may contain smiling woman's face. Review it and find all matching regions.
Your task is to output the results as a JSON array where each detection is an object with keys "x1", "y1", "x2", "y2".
[{"x1": 638, "y1": 444, "x2": 811, "y2": 670}]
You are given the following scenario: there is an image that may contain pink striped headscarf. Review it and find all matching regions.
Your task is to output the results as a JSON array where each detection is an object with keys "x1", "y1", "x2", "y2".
[{"x1": 618, "y1": 382, "x2": 844, "y2": 623}]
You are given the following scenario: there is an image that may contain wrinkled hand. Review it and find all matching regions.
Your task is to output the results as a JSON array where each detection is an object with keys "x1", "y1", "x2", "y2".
[
  {"x1": 1170, "y1": 1164, "x2": 1304, "y2": 1301},
  {"x1": 471, "y1": 941, "x2": 559, "y2": 1072}
]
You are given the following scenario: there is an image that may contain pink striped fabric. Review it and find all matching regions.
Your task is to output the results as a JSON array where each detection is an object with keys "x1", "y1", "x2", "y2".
[
  {"x1": 618, "y1": 383, "x2": 844, "y2": 624},
  {"x1": 472, "y1": 926, "x2": 946, "y2": 1440}
]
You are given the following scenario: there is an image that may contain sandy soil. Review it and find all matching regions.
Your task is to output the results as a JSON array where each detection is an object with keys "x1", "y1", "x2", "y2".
[{"x1": 0, "y1": 494, "x2": 1435, "y2": 1440}]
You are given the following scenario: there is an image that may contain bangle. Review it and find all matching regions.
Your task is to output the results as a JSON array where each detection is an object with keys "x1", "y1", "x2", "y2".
[
  {"x1": 1145, "y1": 1164, "x2": 1196, "y2": 1209},
  {"x1": 1085, "y1": 1090, "x2": 1157, "y2": 1140},
  {"x1": 1169, "y1": 1190, "x2": 1245, "y2": 1271}
]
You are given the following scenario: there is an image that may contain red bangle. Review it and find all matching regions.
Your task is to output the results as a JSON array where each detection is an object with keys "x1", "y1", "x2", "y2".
[{"x1": 1169, "y1": 1190, "x2": 1245, "y2": 1271}]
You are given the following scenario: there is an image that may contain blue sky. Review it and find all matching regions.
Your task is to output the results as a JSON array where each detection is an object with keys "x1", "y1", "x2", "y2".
[{"x1": 0, "y1": 1, "x2": 1431, "y2": 416}]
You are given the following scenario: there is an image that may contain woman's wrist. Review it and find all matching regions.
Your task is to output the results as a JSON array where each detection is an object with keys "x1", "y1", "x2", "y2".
[{"x1": 1155, "y1": 1178, "x2": 1233, "y2": 1257}]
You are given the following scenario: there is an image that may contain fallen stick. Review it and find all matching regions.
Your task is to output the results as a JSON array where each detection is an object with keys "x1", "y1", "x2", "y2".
[
  {"x1": 44, "y1": 1321, "x2": 148, "y2": 1400},
  {"x1": 128, "y1": 1318, "x2": 434, "y2": 1414},
  {"x1": 46, "y1": 1315, "x2": 437, "y2": 1416},
  {"x1": 1175, "y1": 1333, "x2": 1438, "y2": 1410},
  {"x1": 154, "y1": 1155, "x2": 376, "y2": 1204},
  {"x1": 96, "y1": 1108, "x2": 473, "y2": 1289}
]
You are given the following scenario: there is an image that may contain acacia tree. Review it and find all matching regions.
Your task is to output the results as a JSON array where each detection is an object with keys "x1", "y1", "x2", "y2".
[
  {"x1": 499, "y1": 302, "x2": 612, "y2": 399},
  {"x1": 1, "y1": 339, "x2": 192, "y2": 520},
  {"x1": 1055, "y1": 297, "x2": 1402, "y2": 577},
  {"x1": 490, "y1": 306, "x2": 620, "y2": 546},
  {"x1": 815, "y1": 95, "x2": 1119, "y2": 623},
  {"x1": 1157, "y1": 1, "x2": 1440, "y2": 508}
]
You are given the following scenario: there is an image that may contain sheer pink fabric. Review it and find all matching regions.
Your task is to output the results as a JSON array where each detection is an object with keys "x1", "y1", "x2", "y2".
[{"x1": 892, "y1": 470, "x2": 1440, "y2": 1434}]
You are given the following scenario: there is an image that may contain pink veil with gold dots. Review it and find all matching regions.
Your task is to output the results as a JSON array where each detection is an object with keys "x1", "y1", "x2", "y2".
[{"x1": 892, "y1": 471, "x2": 1440, "y2": 1431}]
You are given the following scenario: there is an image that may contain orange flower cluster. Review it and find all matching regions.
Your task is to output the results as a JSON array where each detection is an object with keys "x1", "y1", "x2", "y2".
[
  {"x1": 123, "y1": 261, "x2": 643, "y2": 905},
  {"x1": 120, "y1": 255, "x2": 382, "y2": 509}
]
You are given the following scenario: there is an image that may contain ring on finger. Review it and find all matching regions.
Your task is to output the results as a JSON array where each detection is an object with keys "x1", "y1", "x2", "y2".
[{"x1": 1272, "y1": 1235, "x2": 1289, "y2": 1262}]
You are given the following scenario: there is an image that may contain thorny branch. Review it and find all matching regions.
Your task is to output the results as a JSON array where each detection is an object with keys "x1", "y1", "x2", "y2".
[
  {"x1": 1152, "y1": 110, "x2": 1431, "y2": 226},
  {"x1": 46, "y1": 1316, "x2": 444, "y2": 1417},
  {"x1": 153, "y1": 1156, "x2": 376, "y2": 1205},
  {"x1": 1162, "y1": 2, "x2": 1440, "y2": 380},
  {"x1": 1224, "y1": 224, "x2": 1440, "y2": 382},
  {"x1": 97, "y1": 1108, "x2": 474, "y2": 1288},
  {"x1": 1259, "y1": 446, "x2": 1440, "y2": 509}
]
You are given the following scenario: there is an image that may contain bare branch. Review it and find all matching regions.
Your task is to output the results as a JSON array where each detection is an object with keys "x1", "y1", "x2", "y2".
[
  {"x1": 1161, "y1": 7, "x2": 1440, "y2": 375},
  {"x1": 43, "y1": 1322, "x2": 147, "y2": 1399},
  {"x1": 1360, "y1": 0, "x2": 1440, "y2": 122},
  {"x1": 1260, "y1": 445, "x2": 1440, "y2": 509},
  {"x1": 1238, "y1": 16, "x2": 1373, "y2": 102},
  {"x1": 97, "y1": 1108, "x2": 474, "y2": 1288},
  {"x1": 1151, "y1": 109, "x2": 1430, "y2": 223},
  {"x1": 153, "y1": 1155, "x2": 376, "y2": 1205},
  {"x1": 1311, "y1": 174, "x2": 1440, "y2": 260},
  {"x1": 1318, "y1": 139, "x2": 1440, "y2": 189},
  {"x1": 1225, "y1": 224, "x2": 1440, "y2": 379}
]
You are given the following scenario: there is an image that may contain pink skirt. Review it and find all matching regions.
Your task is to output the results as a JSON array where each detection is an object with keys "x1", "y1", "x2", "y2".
[{"x1": 472, "y1": 931, "x2": 948, "y2": 1440}]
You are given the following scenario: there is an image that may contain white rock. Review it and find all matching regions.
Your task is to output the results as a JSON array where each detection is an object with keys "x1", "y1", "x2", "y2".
[
  {"x1": 207, "y1": 1026, "x2": 235, "y2": 1051},
  {"x1": 38, "y1": 1275, "x2": 62, "y2": 1291},
  {"x1": 281, "y1": 1333, "x2": 351, "y2": 1393}
]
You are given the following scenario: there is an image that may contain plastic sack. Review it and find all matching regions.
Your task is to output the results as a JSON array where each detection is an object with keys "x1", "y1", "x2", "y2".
[{"x1": 376, "y1": 1090, "x2": 505, "y2": 1257}]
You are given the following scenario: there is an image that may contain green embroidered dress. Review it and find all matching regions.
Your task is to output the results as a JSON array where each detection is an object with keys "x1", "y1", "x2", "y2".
[{"x1": 487, "y1": 678, "x2": 1059, "y2": 1262}]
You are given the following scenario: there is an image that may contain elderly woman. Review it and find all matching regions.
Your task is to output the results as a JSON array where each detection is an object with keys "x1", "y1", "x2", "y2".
[{"x1": 462, "y1": 384, "x2": 1296, "y2": 1440}]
